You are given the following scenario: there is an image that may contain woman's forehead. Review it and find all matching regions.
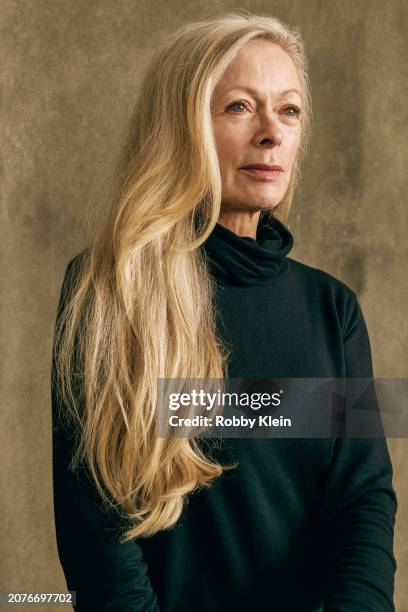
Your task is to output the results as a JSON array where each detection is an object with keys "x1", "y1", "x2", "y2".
[{"x1": 214, "y1": 41, "x2": 300, "y2": 97}]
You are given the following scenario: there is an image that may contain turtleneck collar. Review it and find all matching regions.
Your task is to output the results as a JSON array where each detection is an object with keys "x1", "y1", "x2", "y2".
[{"x1": 202, "y1": 213, "x2": 294, "y2": 287}]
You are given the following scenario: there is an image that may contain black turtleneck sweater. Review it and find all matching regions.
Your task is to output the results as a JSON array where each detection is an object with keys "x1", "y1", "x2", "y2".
[{"x1": 52, "y1": 214, "x2": 397, "y2": 612}]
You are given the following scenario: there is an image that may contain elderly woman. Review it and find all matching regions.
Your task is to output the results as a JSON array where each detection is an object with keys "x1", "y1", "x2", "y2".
[{"x1": 51, "y1": 11, "x2": 397, "y2": 612}]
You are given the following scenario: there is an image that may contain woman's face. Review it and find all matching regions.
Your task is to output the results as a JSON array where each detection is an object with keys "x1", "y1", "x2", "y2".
[{"x1": 211, "y1": 39, "x2": 303, "y2": 214}]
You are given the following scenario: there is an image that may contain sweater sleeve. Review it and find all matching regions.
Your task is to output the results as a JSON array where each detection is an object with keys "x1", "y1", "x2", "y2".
[
  {"x1": 321, "y1": 290, "x2": 398, "y2": 612},
  {"x1": 51, "y1": 256, "x2": 160, "y2": 612}
]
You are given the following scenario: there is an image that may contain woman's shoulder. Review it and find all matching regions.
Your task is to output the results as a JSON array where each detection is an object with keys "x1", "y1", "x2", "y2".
[
  {"x1": 56, "y1": 248, "x2": 90, "y2": 312},
  {"x1": 287, "y1": 256, "x2": 357, "y2": 300},
  {"x1": 65, "y1": 247, "x2": 90, "y2": 274},
  {"x1": 286, "y1": 257, "x2": 362, "y2": 333},
  {"x1": 60, "y1": 248, "x2": 90, "y2": 288}
]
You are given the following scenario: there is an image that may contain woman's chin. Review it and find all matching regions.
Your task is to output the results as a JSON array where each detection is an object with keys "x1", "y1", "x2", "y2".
[{"x1": 241, "y1": 186, "x2": 286, "y2": 209}]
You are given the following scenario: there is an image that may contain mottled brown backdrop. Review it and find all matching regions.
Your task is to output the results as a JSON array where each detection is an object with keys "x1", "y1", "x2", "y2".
[{"x1": 1, "y1": 1, "x2": 407, "y2": 610}]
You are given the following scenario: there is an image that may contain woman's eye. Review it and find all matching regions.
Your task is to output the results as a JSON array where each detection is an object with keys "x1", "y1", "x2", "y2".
[
  {"x1": 226, "y1": 101, "x2": 248, "y2": 113},
  {"x1": 283, "y1": 106, "x2": 301, "y2": 118}
]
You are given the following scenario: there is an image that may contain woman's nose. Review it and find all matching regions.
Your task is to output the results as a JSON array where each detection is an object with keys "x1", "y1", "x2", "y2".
[{"x1": 258, "y1": 112, "x2": 283, "y2": 147}]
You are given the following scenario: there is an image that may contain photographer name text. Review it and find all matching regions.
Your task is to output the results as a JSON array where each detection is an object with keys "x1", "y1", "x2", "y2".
[{"x1": 168, "y1": 414, "x2": 291, "y2": 428}]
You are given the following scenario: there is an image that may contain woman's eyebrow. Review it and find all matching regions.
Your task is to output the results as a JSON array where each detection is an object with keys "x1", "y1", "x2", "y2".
[{"x1": 223, "y1": 86, "x2": 301, "y2": 99}]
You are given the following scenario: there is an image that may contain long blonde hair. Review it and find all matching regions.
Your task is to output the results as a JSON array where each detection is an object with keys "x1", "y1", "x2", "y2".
[{"x1": 52, "y1": 10, "x2": 312, "y2": 540}]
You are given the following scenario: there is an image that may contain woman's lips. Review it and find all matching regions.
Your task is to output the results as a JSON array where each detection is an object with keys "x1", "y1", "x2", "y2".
[{"x1": 240, "y1": 167, "x2": 283, "y2": 179}]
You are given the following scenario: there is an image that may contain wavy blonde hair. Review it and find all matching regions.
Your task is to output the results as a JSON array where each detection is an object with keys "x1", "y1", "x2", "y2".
[{"x1": 52, "y1": 9, "x2": 312, "y2": 540}]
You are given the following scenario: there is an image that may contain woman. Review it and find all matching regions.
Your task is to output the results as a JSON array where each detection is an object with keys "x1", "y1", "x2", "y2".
[{"x1": 51, "y1": 11, "x2": 397, "y2": 612}]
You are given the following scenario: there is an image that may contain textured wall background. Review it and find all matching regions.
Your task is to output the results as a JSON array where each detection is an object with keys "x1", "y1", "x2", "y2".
[{"x1": 1, "y1": 1, "x2": 407, "y2": 610}]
